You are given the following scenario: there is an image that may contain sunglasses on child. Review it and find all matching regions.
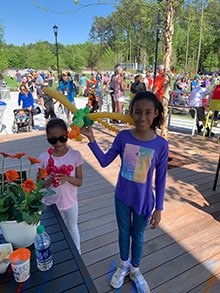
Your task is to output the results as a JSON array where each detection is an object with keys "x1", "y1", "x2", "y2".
[{"x1": 47, "y1": 135, "x2": 68, "y2": 145}]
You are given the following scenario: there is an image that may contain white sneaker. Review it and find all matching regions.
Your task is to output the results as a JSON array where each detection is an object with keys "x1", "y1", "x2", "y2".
[
  {"x1": 110, "y1": 261, "x2": 130, "y2": 289},
  {"x1": 130, "y1": 269, "x2": 150, "y2": 293}
]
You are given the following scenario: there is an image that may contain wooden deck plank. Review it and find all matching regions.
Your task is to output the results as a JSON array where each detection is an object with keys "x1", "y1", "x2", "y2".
[{"x1": 1, "y1": 127, "x2": 220, "y2": 292}]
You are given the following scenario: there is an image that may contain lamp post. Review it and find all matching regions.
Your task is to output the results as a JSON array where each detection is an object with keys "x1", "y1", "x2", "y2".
[{"x1": 53, "y1": 25, "x2": 59, "y2": 79}]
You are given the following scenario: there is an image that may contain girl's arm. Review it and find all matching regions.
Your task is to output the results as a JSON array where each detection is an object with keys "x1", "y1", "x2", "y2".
[
  {"x1": 81, "y1": 126, "x2": 119, "y2": 167},
  {"x1": 18, "y1": 93, "x2": 21, "y2": 107},
  {"x1": 29, "y1": 91, "x2": 34, "y2": 109}
]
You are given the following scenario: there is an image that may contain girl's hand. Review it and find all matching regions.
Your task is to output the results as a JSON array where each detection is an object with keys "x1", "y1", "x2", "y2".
[
  {"x1": 150, "y1": 210, "x2": 161, "y2": 229},
  {"x1": 55, "y1": 173, "x2": 68, "y2": 185},
  {"x1": 81, "y1": 126, "x2": 95, "y2": 143}
]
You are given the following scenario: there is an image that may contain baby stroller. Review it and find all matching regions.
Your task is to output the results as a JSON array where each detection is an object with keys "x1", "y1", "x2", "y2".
[{"x1": 12, "y1": 108, "x2": 33, "y2": 133}]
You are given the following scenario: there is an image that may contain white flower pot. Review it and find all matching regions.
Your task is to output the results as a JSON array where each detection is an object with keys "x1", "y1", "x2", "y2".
[{"x1": 0, "y1": 221, "x2": 38, "y2": 248}]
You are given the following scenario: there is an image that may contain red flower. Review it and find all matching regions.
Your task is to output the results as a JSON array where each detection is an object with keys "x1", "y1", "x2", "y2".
[
  {"x1": 5, "y1": 170, "x2": 19, "y2": 182},
  {"x1": 21, "y1": 179, "x2": 36, "y2": 193}
]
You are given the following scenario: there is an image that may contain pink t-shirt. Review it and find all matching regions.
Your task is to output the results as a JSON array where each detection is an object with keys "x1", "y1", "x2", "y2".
[{"x1": 38, "y1": 148, "x2": 83, "y2": 211}]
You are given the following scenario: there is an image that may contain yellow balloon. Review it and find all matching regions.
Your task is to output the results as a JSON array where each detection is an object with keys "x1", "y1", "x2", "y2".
[
  {"x1": 42, "y1": 87, "x2": 77, "y2": 114},
  {"x1": 87, "y1": 112, "x2": 134, "y2": 125},
  {"x1": 42, "y1": 86, "x2": 134, "y2": 126}
]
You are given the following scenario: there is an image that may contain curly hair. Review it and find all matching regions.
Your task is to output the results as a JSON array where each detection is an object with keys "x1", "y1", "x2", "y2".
[{"x1": 129, "y1": 91, "x2": 164, "y2": 131}]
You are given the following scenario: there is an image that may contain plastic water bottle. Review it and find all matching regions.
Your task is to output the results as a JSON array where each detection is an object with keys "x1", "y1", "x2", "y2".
[{"x1": 34, "y1": 225, "x2": 53, "y2": 271}]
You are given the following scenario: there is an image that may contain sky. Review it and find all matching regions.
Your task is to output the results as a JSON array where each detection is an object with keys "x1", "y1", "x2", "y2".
[{"x1": 0, "y1": 0, "x2": 116, "y2": 46}]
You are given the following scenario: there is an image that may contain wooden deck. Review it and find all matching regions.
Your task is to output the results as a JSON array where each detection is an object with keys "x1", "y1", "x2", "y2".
[{"x1": 0, "y1": 125, "x2": 220, "y2": 293}]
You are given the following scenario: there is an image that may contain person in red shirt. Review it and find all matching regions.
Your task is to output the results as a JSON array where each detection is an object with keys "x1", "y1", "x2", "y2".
[
  {"x1": 152, "y1": 65, "x2": 165, "y2": 102},
  {"x1": 144, "y1": 71, "x2": 154, "y2": 90}
]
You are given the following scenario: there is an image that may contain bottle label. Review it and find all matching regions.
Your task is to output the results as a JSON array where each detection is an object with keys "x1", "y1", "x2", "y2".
[{"x1": 35, "y1": 247, "x2": 52, "y2": 261}]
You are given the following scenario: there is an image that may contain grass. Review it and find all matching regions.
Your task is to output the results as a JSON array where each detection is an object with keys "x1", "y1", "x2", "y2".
[{"x1": 3, "y1": 76, "x2": 19, "y2": 90}]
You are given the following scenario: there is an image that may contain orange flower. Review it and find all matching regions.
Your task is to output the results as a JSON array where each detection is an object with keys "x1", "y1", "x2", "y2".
[
  {"x1": 38, "y1": 168, "x2": 47, "y2": 180},
  {"x1": 28, "y1": 156, "x2": 40, "y2": 164},
  {"x1": 21, "y1": 179, "x2": 36, "y2": 193},
  {"x1": 5, "y1": 170, "x2": 19, "y2": 182},
  {"x1": 14, "y1": 152, "x2": 25, "y2": 159},
  {"x1": 0, "y1": 152, "x2": 15, "y2": 158}
]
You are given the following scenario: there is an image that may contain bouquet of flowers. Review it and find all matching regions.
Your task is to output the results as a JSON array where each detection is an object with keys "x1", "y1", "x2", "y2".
[{"x1": 0, "y1": 152, "x2": 54, "y2": 225}]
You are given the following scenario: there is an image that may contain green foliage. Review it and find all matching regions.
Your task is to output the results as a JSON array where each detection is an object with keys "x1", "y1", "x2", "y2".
[
  {"x1": 0, "y1": 1, "x2": 219, "y2": 74},
  {"x1": 3, "y1": 76, "x2": 19, "y2": 89},
  {"x1": 97, "y1": 47, "x2": 117, "y2": 70},
  {"x1": 0, "y1": 180, "x2": 54, "y2": 224},
  {"x1": 25, "y1": 42, "x2": 55, "y2": 69}
]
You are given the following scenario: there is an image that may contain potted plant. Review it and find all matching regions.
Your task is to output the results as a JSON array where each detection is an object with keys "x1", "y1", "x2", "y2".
[{"x1": 0, "y1": 151, "x2": 54, "y2": 248}]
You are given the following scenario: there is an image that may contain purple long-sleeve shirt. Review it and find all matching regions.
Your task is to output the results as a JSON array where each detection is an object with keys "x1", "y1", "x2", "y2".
[{"x1": 88, "y1": 130, "x2": 168, "y2": 218}]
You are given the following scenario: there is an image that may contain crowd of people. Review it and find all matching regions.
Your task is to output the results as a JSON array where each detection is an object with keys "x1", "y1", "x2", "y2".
[
  {"x1": 14, "y1": 70, "x2": 56, "y2": 128},
  {"x1": 13, "y1": 66, "x2": 220, "y2": 136}
]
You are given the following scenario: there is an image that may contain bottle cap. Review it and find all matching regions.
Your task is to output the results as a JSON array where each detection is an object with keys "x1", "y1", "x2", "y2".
[{"x1": 37, "y1": 225, "x2": 45, "y2": 234}]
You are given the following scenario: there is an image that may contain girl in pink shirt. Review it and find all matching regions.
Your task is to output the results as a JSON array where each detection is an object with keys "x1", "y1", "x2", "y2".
[{"x1": 38, "y1": 118, "x2": 83, "y2": 253}]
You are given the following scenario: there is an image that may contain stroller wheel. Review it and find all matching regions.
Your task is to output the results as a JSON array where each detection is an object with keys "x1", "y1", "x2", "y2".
[{"x1": 12, "y1": 124, "x2": 18, "y2": 133}]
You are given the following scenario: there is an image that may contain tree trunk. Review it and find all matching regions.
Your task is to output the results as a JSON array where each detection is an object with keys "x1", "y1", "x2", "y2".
[
  {"x1": 185, "y1": 13, "x2": 191, "y2": 73},
  {"x1": 196, "y1": 0, "x2": 204, "y2": 73},
  {"x1": 161, "y1": 0, "x2": 175, "y2": 139}
]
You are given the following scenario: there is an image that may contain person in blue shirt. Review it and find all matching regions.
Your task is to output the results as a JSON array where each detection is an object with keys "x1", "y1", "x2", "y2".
[
  {"x1": 18, "y1": 84, "x2": 35, "y2": 127},
  {"x1": 190, "y1": 74, "x2": 201, "y2": 91},
  {"x1": 58, "y1": 71, "x2": 76, "y2": 125},
  {"x1": 79, "y1": 73, "x2": 88, "y2": 96}
]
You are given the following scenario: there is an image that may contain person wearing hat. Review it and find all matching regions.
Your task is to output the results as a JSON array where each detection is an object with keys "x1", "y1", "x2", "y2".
[
  {"x1": 58, "y1": 71, "x2": 77, "y2": 125},
  {"x1": 190, "y1": 74, "x2": 201, "y2": 91},
  {"x1": 152, "y1": 65, "x2": 165, "y2": 102},
  {"x1": 25, "y1": 74, "x2": 35, "y2": 93}
]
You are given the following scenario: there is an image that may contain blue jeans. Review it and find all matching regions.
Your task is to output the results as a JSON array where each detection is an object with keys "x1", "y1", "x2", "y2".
[{"x1": 115, "y1": 196, "x2": 149, "y2": 267}]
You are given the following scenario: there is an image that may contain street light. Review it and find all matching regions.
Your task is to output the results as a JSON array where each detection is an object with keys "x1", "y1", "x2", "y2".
[{"x1": 53, "y1": 25, "x2": 59, "y2": 79}]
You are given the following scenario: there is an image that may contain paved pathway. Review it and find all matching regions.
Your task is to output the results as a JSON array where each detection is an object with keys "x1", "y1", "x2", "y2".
[
  {"x1": 0, "y1": 91, "x2": 88, "y2": 135},
  {"x1": 0, "y1": 91, "x2": 219, "y2": 138}
]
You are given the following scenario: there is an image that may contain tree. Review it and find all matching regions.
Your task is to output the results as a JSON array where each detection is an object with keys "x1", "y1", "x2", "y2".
[
  {"x1": 97, "y1": 47, "x2": 117, "y2": 70},
  {"x1": 160, "y1": 0, "x2": 175, "y2": 139}
]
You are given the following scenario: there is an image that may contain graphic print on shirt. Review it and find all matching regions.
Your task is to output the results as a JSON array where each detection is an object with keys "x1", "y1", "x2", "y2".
[{"x1": 122, "y1": 143, "x2": 155, "y2": 183}]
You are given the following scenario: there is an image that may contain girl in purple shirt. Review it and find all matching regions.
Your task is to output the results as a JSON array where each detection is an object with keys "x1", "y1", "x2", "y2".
[{"x1": 81, "y1": 91, "x2": 168, "y2": 292}]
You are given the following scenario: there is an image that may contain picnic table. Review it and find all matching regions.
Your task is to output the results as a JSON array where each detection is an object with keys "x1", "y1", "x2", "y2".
[{"x1": 0, "y1": 205, "x2": 97, "y2": 293}]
